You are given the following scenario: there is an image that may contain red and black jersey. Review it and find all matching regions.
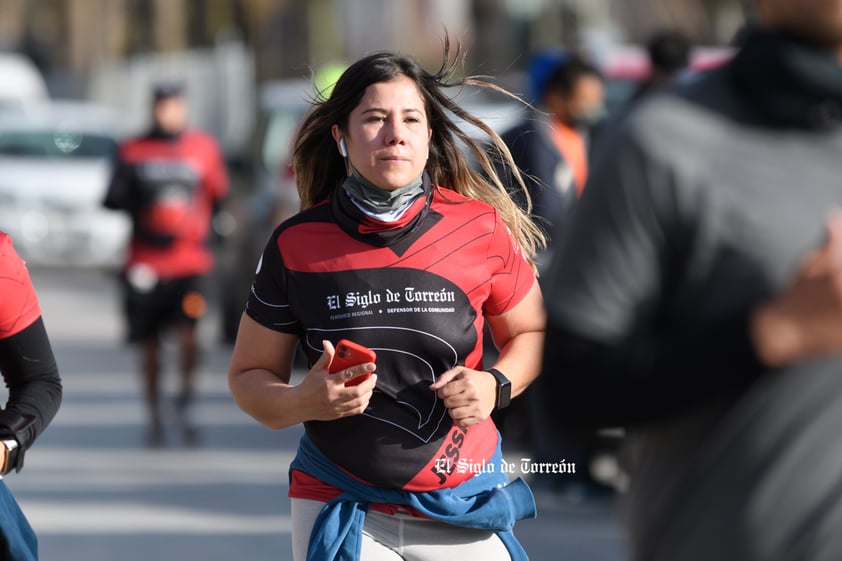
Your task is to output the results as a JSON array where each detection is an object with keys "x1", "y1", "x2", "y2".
[
  {"x1": 0, "y1": 233, "x2": 41, "y2": 340},
  {"x1": 246, "y1": 180, "x2": 535, "y2": 491},
  {"x1": 104, "y1": 129, "x2": 228, "y2": 278}
]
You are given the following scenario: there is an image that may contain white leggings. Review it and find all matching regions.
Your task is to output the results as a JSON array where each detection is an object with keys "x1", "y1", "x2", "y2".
[{"x1": 291, "y1": 498, "x2": 512, "y2": 561}]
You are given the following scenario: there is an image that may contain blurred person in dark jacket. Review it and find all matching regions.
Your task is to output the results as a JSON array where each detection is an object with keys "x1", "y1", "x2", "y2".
[
  {"x1": 496, "y1": 52, "x2": 611, "y2": 501},
  {"x1": 630, "y1": 29, "x2": 692, "y2": 102},
  {"x1": 104, "y1": 83, "x2": 229, "y2": 447},
  {"x1": 541, "y1": 0, "x2": 842, "y2": 559},
  {"x1": 500, "y1": 53, "x2": 604, "y2": 258}
]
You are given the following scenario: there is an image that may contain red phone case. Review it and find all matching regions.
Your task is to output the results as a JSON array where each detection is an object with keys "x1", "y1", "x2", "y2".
[{"x1": 328, "y1": 339, "x2": 376, "y2": 386}]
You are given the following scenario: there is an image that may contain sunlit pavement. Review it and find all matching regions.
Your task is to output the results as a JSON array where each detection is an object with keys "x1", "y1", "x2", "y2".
[{"x1": 7, "y1": 267, "x2": 628, "y2": 561}]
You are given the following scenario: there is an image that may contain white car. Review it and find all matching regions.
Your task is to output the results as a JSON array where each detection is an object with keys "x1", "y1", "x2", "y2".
[
  {"x1": 0, "y1": 100, "x2": 131, "y2": 269},
  {"x1": 0, "y1": 52, "x2": 48, "y2": 109}
]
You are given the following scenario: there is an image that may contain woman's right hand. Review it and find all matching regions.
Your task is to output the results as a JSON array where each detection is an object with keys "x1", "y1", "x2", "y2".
[
  {"x1": 295, "y1": 340, "x2": 378, "y2": 421},
  {"x1": 752, "y1": 211, "x2": 842, "y2": 367}
]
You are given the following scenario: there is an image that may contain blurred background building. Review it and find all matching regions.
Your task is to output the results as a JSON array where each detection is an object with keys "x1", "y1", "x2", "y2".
[
  {"x1": 0, "y1": 0, "x2": 747, "y2": 149},
  {"x1": 0, "y1": 0, "x2": 748, "y2": 331}
]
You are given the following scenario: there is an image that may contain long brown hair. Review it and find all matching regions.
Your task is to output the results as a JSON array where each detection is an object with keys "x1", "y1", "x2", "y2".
[{"x1": 293, "y1": 38, "x2": 546, "y2": 266}]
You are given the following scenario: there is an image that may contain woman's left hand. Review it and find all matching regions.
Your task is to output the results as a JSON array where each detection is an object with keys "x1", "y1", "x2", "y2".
[{"x1": 429, "y1": 367, "x2": 497, "y2": 428}]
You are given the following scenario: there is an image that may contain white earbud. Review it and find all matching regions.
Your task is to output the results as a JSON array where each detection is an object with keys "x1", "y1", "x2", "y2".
[{"x1": 339, "y1": 137, "x2": 348, "y2": 158}]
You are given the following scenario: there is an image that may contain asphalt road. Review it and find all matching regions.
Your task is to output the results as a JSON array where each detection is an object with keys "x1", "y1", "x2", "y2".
[{"x1": 4, "y1": 266, "x2": 629, "y2": 561}]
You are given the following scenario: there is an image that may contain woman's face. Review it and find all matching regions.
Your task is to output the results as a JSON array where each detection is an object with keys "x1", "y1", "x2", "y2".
[{"x1": 333, "y1": 75, "x2": 432, "y2": 191}]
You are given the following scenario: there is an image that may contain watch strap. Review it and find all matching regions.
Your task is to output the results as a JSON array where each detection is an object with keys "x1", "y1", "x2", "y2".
[
  {"x1": 486, "y1": 367, "x2": 512, "y2": 409},
  {"x1": 0, "y1": 439, "x2": 18, "y2": 476},
  {"x1": 0, "y1": 413, "x2": 33, "y2": 474}
]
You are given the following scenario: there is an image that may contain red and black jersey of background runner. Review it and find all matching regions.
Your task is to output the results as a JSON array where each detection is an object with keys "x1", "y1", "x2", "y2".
[
  {"x1": 103, "y1": 130, "x2": 228, "y2": 278},
  {"x1": 246, "y1": 182, "x2": 535, "y2": 491}
]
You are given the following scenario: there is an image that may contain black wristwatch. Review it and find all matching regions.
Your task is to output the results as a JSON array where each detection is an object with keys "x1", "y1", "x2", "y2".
[
  {"x1": 485, "y1": 368, "x2": 512, "y2": 409},
  {"x1": 0, "y1": 413, "x2": 35, "y2": 474}
]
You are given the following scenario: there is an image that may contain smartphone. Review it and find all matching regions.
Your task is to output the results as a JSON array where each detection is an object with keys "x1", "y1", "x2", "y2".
[{"x1": 328, "y1": 339, "x2": 376, "y2": 386}]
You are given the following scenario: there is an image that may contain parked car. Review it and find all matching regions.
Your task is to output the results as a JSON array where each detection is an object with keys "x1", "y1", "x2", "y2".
[
  {"x1": 0, "y1": 52, "x2": 49, "y2": 109},
  {"x1": 0, "y1": 100, "x2": 130, "y2": 268}
]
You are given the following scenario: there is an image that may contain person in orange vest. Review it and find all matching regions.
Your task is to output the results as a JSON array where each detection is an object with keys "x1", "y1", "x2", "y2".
[
  {"x1": 497, "y1": 53, "x2": 610, "y2": 502},
  {"x1": 500, "y1": 52, "x2": 604, "y2": 266}
]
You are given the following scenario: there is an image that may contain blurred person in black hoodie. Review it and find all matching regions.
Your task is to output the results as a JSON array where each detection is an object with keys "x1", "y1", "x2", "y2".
[
  {"x1": 631, "y1": 29, "x2": 692, "y2": 102},
  {"x1": 496, "y1": 53, "x2": 611, "y2": 501},
  {"x1": 541, "y1": 0, "x2": 842, "y2": 559}
]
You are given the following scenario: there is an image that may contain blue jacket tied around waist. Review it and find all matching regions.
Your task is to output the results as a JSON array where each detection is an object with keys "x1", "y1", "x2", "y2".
[
  {"x1": 290, "y1": 433, "x2": 537, "y2": 561},
  {"x1": 0, "y1": 480, "x2": 37, "y2": 561}
]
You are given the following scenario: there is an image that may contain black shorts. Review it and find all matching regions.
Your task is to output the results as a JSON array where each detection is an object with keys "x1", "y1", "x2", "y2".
[{"x1": 122, "y1": 274, "x2": 207, "y2": 343}]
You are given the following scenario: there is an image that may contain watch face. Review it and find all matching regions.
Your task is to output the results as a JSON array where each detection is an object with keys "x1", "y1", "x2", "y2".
[
  {"x1": 487, "y1": 369, "x2": 512, "y2": 409},
  {"x1": 498, "y1": 383, "x2": 512, "y2": 408}
]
